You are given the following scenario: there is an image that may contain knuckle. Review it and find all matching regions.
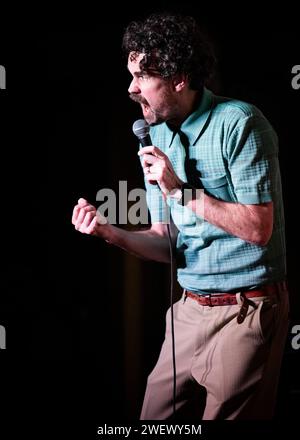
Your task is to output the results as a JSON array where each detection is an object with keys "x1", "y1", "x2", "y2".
[{"x1": 96, "y1": 213, "x2": 107, "y2": 225}]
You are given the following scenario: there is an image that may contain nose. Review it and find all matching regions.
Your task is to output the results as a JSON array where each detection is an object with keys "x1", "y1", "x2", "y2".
[{"x1": 128, "y1": 77, "x2": 140, "y2": 94}]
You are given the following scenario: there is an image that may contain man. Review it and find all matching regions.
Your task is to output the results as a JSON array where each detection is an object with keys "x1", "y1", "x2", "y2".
[{"x1": 72, "y1": 13, "x2": 289, "y2": 419}]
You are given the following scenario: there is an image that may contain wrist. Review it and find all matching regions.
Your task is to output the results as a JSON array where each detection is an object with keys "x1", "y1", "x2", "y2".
[
  {"x1": 95, "y1": 220, "x2": 114, "y2": 242},
  {"x1": 168, "y1": 178, "x2": 184, "y2": 200},
  {"x1": 169, "y1": 182, "x2": 197, "y2": 206}
]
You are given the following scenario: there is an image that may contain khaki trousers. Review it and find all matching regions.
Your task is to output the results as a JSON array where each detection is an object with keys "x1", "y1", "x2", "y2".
[{"x1": 140, "y1": 285, "x2": 289, "y2": 420}]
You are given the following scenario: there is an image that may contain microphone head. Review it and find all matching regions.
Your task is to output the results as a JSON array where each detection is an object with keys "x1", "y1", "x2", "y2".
[{"x1": 132, "y1": 119, "x2": 150, "y2": 140}]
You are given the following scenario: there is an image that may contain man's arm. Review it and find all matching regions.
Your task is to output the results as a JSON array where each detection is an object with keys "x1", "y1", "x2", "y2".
[
  {"x1": 106, "y1": 222, "x2": 173, "y2": 263},
  {"x1": 139, "y1": 146, "x2": 274, "y2": 247},
  {"x1": 72, "y1": 198, "x2": 175, "y2": 263},
  {"x1": 186, "y1": 194, "x2": 273, "y2": 246}
]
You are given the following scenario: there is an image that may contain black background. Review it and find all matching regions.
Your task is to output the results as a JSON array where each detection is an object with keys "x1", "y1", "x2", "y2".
[{"x1": 1, "y1": 3, "x2": 299, "y2": 437}]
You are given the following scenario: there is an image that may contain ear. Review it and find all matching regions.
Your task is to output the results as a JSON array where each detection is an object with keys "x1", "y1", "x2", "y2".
[{"x1": 172, "y1": 74, "x2": 187, "y2": 92}]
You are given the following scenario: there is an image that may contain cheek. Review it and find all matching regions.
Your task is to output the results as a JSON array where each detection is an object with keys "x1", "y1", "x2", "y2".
[
  {"x1": 141, "y1": 87, "x2": 152, "y2": 99},
  {"x1": 141, "y1": 92, "x2": 152, "y2": 106}
]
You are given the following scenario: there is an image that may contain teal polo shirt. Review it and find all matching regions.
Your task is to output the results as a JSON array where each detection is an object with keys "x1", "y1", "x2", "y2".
[{"x1": 141, "y1": 88, "x2": 286, "y2": 293}]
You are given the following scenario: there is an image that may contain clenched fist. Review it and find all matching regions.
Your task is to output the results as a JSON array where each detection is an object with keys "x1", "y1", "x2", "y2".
[{"x1": 72, "y1": 198, "x2": 108, "y2": 236}]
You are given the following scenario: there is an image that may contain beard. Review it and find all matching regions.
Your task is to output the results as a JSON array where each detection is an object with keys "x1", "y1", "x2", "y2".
[{"x1": 129, "y1": 93, "x2": 173, "y2": 126}]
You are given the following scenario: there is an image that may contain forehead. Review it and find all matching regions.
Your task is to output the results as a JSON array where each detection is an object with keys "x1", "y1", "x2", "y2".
[{"x1": 127, "y1": 52, "x2": 145, "y2": 72}]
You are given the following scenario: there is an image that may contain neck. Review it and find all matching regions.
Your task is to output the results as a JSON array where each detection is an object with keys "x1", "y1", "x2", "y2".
[{"x1": 167, "y1": 88, "x2": 203, "y2": 129}]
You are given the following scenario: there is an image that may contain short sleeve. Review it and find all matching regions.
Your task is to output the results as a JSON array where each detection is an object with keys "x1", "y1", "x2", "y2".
[{"x1": 226, "y1": 115, "x2": 279, "y2": 204}]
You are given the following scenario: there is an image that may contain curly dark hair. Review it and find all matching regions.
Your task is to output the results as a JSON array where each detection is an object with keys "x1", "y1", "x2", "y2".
[{"x1": 122, "y1": 13, "x2": 216, "y2": 91}]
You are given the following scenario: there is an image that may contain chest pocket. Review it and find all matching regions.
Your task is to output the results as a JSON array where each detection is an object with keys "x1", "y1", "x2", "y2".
[{"x1": 200, "y1": 174, "x2": 234, "y2": 202}]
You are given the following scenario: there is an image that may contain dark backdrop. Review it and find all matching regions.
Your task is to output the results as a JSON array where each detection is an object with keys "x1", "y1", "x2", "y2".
[{"x1": 1, "y1": 4, "x2": 299, "y2": 436}]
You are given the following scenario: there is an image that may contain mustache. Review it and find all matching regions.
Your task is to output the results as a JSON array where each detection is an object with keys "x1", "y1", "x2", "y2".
[{"x1": 129, "y1": 93, "x2": 148, "y2": 105}]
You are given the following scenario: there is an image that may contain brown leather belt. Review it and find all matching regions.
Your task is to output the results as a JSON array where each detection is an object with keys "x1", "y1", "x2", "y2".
[{"x1": 185, "y1": 281, "x2": 287, "y2": 307}]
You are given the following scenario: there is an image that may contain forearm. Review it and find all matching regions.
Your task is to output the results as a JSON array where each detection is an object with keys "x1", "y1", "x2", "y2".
[
  {"x1": 72, "y1": 198, "x2": 172, "y2": 262},
  {"x1": 102, "y1": 224, "x2": 171, "y2": 263},
  {"x1": 185, "y1": 192, "x2": 273, "y2": 246}
]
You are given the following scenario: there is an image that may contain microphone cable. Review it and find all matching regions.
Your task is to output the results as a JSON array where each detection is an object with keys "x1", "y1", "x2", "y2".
[
  {"x1": 166, "y1": 221, "x2": 177, "y2": 419},
  {"x1": 132, "y1": 119, "x2": 177, "y2": 418}
]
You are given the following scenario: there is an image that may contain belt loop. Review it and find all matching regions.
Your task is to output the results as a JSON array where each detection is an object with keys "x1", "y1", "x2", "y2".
[
  {"x1": 182, "y1": 289, "x2": 187, "y2": 304},
  {"x1": 237, "y1": 292, "x2": 249, "y2": 324},
  {"x1": 236, "y1": 291, "x2": 243, "y2": 305},
  {"x1": 236, "y1": 292, "x2": 258, "y2": 324}
]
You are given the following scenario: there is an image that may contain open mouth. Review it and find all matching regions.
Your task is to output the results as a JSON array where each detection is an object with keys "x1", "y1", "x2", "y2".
[
  {"x1": 142, "y1": 103, "x2": 150, "y2": 115},
  {"x1": 129, "y1": 94, "x2": 151, "y2": 116}
]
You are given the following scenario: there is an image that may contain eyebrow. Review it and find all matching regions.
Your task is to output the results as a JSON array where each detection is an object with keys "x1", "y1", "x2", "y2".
[
  {"x1": 127, "y1": 66, "x2": 143, "y2": 75},
  {"x1": 127, "y1": 66, "x2": 159, "y2": 78}
]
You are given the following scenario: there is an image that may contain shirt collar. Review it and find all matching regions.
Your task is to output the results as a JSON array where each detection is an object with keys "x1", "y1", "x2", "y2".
[{"x1": 166, "y1": 87, "x2": 214, "y2": 147}]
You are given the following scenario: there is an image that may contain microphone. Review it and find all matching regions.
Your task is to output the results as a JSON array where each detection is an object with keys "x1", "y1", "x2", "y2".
[
  {"x1": 132, "y1": 119, "x2": 152, "y2": 147},
  {"x1": 133, "y1": 118, "x2": 158, "y2": 186}
]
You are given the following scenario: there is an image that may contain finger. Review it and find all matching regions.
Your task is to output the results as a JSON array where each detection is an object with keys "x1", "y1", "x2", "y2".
[
  {"x1": 143, "y1": 166, "x2": 150, "y2": 175},
  {"x1": 80, "y1": 210, "x2": 97, "y2": 230},
  {"x1": 86, "y1": 216, "x2": 98, "y2": 235},
  {"x1": 96, "y1": 210, "x2": 108, "y2": 225},
  {"x1": 72, "y1": 204, "x2": 81, "y2": 224},
  {"x1": 145, "y1": 171, "x2": 160, "y2": 182},
  {"x1": 149, "y1": 161, "x2": 167, "y2": 177},
  {"x1": 78, "y1": 198, "x2": 89, "y2": 207},
  {"x1": 72, "y1": 198, "x2": 91, "y2": 224},
  {"x1": 142, "y1": 154, "x2": 157, "y2": 167},
  {"x1": 138, "y1": 146, "x2": 165, "y2": 159},
  {"x1": 138, "y1": 146, "x2": 155, "y2": 156},
  {"x1": 150, "y1": 162, "x2": 165, "y2": 173},
  {"x1": 75, "y1": 206, "x2": 95, "y2": 229}
]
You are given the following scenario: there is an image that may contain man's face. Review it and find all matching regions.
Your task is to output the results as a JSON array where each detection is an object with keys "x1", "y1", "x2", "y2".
[{"x1": 127, "y1": 52, "x2": 179, "y2": 125}]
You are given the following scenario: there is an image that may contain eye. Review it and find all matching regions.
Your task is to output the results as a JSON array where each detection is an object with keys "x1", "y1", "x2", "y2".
[{"x1": 137, "y1": 73, "x2": 149, "y2": 81}]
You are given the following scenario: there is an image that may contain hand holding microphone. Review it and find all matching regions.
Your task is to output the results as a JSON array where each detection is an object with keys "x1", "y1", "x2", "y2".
[{"x1": 132, "y1": 119, "x2": 183, "y2": 197}]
